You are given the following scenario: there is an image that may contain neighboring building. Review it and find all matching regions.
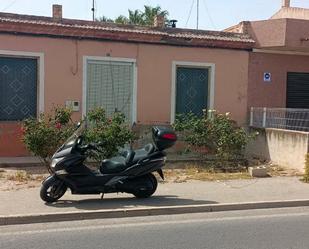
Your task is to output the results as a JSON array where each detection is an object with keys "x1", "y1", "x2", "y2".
[
  {"x1": 0, "y1": 5, "x2": 253, "y2": 156},
  {"x1": 226, "y1": 0, "x2": 309, "y2": 109}
]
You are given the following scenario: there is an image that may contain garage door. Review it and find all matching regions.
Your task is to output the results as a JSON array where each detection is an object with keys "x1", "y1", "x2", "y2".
[
  {"x1": 0, "y1": 57, "x2": 37, "y2": 121},
  {"x1": 287, "y1": 72, "x2": 309, "y2": 108},
  {"x1": 86, "y1": 60, "x2": 134, "y2": 123}
]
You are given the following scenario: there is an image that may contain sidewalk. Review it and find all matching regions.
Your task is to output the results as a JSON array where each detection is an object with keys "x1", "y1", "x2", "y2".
[{"x1": 1, "y1": 176, "x2": 309, "y2": 225}]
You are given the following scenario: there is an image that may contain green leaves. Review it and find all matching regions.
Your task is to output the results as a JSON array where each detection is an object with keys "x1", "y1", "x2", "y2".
[
  {"x1": 83, "y1": 107, "x2": 135, "y2": 161},
  {"x1": 22, "y1": 106, "x2": 136, "y2": 167},
  {"x1": 98, "y1": 5, "x2": 169, "y2": 26},
  {"x1": 22, "y1": 107, "x2": 75, "y2": 167},
  {"x1": 173, "y1": 110, "x2": 255, "y2": 161}
]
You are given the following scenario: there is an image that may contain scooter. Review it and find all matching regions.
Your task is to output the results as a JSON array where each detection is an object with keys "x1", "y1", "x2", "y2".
[{"x1": 40, "y1": 124, "x2": 177, "y2": 203}]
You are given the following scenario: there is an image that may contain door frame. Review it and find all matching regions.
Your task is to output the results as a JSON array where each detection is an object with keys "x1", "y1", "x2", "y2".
[
  {"x1": 170, "y1": 61, "x2": 215, "y2": 123},
  {"x1": 0, "y1": 50, "x2": 45, "y2": 117},
  {"x1": 82, "y1": 56, "x2": 137, "y2": 124}
]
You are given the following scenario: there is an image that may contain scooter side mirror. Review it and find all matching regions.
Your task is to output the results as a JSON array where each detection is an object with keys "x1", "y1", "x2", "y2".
[{"x1": 76, "y1": 122, "x2": 81, "y2": 129}]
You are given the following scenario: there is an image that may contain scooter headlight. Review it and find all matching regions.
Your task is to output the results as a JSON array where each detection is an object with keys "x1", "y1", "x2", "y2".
[{"x1": 51, "y1": 157, "x2": 65, "y2": 168}]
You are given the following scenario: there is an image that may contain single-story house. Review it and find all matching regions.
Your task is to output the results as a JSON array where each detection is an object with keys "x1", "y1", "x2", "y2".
[
  {"x1": 0, "y1": 5, "x2": 253, "y2": 156},
  {"x1": 1, "y1": 0, "x2": 309, "y2": 157}
]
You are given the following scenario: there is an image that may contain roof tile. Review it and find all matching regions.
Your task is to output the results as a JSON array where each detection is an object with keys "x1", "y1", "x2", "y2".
[{"x1": 0, "y1": 12, "x2": 255, "y2": 49}]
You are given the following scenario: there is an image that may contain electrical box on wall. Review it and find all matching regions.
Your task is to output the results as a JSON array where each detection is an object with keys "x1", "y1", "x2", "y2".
[{"x1": 65, "y1": 100, "x2": 80, "y2": 112}]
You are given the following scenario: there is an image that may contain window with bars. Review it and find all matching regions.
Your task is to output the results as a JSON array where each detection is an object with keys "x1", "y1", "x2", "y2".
[{"x1": 86, "y1": 60, "x2": 134, "y2": 123}]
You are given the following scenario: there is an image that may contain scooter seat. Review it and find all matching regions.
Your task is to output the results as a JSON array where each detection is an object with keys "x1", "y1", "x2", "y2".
[
  {"x1": 100, "y1": 156, "x2": 128, "y2": 174},
  {"x1": 100, "y1": 144, "x2": 155, "y2": 174},
  {"x1": 131, "y1": 143, "x2": 155, "y2": 164}
]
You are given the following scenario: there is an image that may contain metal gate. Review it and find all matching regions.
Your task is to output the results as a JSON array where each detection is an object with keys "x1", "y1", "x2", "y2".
[
  {"x1": 176, "y1": 67, "x2": 208, "y2": 117},
  {"x1": 0, "y1": 57, "x2": 37, "y2": 121}
]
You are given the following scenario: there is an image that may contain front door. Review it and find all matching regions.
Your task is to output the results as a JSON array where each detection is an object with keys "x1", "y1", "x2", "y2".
[
  {"x1": 0, "y1": 56, "x2": 38, "y2": 156},
  {"x1": 176, "y1": 67, "x2": 208, "y2": 117}
]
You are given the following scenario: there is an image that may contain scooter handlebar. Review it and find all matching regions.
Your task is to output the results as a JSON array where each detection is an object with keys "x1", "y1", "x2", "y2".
[{"x1": 79, "y1": 142, "x2": 104, "y2": 153}]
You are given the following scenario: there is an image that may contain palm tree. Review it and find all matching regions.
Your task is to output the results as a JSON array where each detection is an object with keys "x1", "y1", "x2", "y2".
[
  {"x1": 128, "y1": 10, "x2": 145, "y2": 25},
  {"x1": 114, "y1": 15, "x2": 129, "y2": 24},
  {"x1": 143, "y1": 5, "x2": 169, "y2": 26},
  {"x1": 98, "y1": 5, "x2": 169, "y2": 26},
  {"x1": 96, "y1": 16, "x2": 114, "y2": 23}
]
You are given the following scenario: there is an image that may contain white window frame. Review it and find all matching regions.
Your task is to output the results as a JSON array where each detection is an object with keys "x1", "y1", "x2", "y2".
[
  {"x1": 0, "y1": 50, "x2": 45, "y2": 118},
  {"x1": 170, "y1": 61, "x2": 215, "y2": 123},
  {"x1": 82, "y1": 56, "x2": 137, "y2": 124}
]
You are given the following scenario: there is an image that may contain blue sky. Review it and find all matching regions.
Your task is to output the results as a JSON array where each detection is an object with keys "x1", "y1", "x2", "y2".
[{"x1": 2, "y1": 0, "x2": 309, "y2": 30}]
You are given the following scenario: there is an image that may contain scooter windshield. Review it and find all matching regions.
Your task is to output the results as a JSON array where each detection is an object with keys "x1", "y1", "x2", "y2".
[{"x1": 57, "y1": 123, "x2": 85, "y2": 152}]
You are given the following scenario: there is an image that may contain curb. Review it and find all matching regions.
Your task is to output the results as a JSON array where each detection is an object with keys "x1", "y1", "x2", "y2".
[{"x1": 1, "y1": 199, "x2": 309, "y2": 226}]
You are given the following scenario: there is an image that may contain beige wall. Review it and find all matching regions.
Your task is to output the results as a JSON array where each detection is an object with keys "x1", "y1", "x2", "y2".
[
  {"x1": 247, "y1": 19, "x2": 309, "y2": 52},
  {"x1": 285, "y1": 19, "x2": 309, "y2": 51},
  {"x1": 247, "y1": 19, "x2": 286, "y2": 49},
  {"x1": 0, "y1": 34, "x2": 249, "y2": 156},
  {"x1": 248, "y1": 52, "x2": 309, "y2": 108},
  {"x1": 247, "y1": 128, "x2": 308, "y2": 173}
]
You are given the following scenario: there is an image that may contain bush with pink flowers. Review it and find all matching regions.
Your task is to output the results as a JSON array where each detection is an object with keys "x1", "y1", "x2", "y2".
[{"x1": 22, "y1": 106, "x2": 75, "y2": 171}]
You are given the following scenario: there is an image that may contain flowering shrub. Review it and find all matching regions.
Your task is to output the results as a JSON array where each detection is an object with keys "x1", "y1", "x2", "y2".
[
  {"x1": 22, "y1": 107, "x2": 75, "y2": 171},
  {"x1": 173, "y1": 110, "x2": 256, "y2": 161},
  {"x1": 22, "y1": 106, "x2": 135, "y2": 171},
  {"x1": 83, "y1": 107, "x2": 136, "y2": 161}
]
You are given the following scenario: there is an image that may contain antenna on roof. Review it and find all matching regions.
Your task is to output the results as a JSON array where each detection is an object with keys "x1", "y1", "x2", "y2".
[
  {"x1": 197, "y1": 0, "x2": 199, "y2": 29},
  {"x1": 91, "y1": 0, "x2": 95, "y2": 21}
]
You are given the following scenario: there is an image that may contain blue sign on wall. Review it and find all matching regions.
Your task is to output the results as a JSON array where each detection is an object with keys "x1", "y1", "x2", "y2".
[{"x1": 264, "y1": 72, "x2": 271, "y2": 82}]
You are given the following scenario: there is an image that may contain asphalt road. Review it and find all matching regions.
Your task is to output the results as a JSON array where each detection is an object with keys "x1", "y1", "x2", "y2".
[{"x1": 1, "y1": 207, "x2": 309, "y2": 249}]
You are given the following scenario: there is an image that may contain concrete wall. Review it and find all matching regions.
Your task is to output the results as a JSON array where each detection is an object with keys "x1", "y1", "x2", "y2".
[
  {"x1": 0, "y1": 34, "x2": 249, "y2": 156},
  {"x1": 271, "y1": 7, "x2": 309, "y2": 21},
  {"x1": 248, "y1": 52, "x2": 309, "y2": 108},
  {"x1": 246, "y1": 19, "x2": 309, "y2": 51},
  {"x1": 247, "y1": 128, "x2": 309, "y2": 173},
  {"x1": 247, "y1": 19, "x2": 287, "y2": 48}
]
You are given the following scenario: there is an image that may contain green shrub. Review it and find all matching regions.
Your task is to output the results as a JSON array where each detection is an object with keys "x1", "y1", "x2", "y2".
[
  {"x1": 22, "y1": 106, "x2": 136, "y2": 171},
  {"x1": 303, "y1": 154, "x2": 309, "y2": 183},
  {"x1": 22, "y1": 106, "x2": 75, "y2": 171},
  {"x1": 173, "y1": 110, "x2": 255, "y2": 161},
  {"x1": 83, "y1": 107, "x2": 136, "y2": 161}
]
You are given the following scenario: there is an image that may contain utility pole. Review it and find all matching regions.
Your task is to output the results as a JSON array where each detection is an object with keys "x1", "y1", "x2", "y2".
[
  {"x1": 91, "y1": 0, "x2": 95, "y2": 21},
  {"x1": 196, "y1": 0, "x2": 199, "y2": 29}
]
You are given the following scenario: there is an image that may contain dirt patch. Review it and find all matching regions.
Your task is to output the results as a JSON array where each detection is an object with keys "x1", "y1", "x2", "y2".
[
  {"x1": 267, "y1": 164, "x2": 303, "y2": 177},
  {"x1": 161, "y1": 166, "x2": 252, "y2": 183},
  {"x1": 0, "y1": 167, "x2": 48, "y2": 191},
  {"x1": 0, "y1": 161, "x2": 303, "y2": 191}
]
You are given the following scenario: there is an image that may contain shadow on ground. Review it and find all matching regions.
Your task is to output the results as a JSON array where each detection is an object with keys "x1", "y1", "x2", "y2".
[{"x1": 46, "y1": 195, "x2": 217, "y2": 210}]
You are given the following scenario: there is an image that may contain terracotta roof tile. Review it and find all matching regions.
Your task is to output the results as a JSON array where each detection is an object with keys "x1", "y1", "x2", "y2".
[{"x1": 0, "y1": 12, "x2": 255, "y2": 49}]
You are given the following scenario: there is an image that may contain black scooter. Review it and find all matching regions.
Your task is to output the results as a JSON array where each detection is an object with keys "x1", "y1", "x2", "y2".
[{"x1": 40, "y1": 124, "x2": 177, "y2": 203}]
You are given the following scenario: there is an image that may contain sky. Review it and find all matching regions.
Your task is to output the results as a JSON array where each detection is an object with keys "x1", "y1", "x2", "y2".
[{"x1": 2, "y1": 0, "x2": 309, "y2": 31}]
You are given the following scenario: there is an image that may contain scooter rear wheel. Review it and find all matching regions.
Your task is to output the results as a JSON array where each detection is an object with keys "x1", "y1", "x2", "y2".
[
  {"x1": 40, "y1": 176, "x2": 67, "y2": 203},
  {"x1": 133, "y1": 173, "x2": 158, "y2": 199}
]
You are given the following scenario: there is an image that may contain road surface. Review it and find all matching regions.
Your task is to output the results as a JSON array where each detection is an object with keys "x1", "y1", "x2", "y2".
[{"x1": 1, "y1": 207, "x2": 309, "y2": 249}]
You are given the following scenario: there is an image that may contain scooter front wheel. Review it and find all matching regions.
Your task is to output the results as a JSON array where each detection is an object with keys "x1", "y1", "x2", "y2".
[{"x1": 40, "y1": 176, "x2": 67, "y2": 203}]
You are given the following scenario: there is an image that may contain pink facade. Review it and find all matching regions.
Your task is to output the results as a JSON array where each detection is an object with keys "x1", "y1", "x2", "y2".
[
  {"x1": 0, "y1": 34, "x2": 249, "y2": 156},
  {"x1": 248, "y1": 52, "x2": 309, "y2": 108},
  {"x1": 2, "y1": 3, "x2": 309, "y2": 157}
]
